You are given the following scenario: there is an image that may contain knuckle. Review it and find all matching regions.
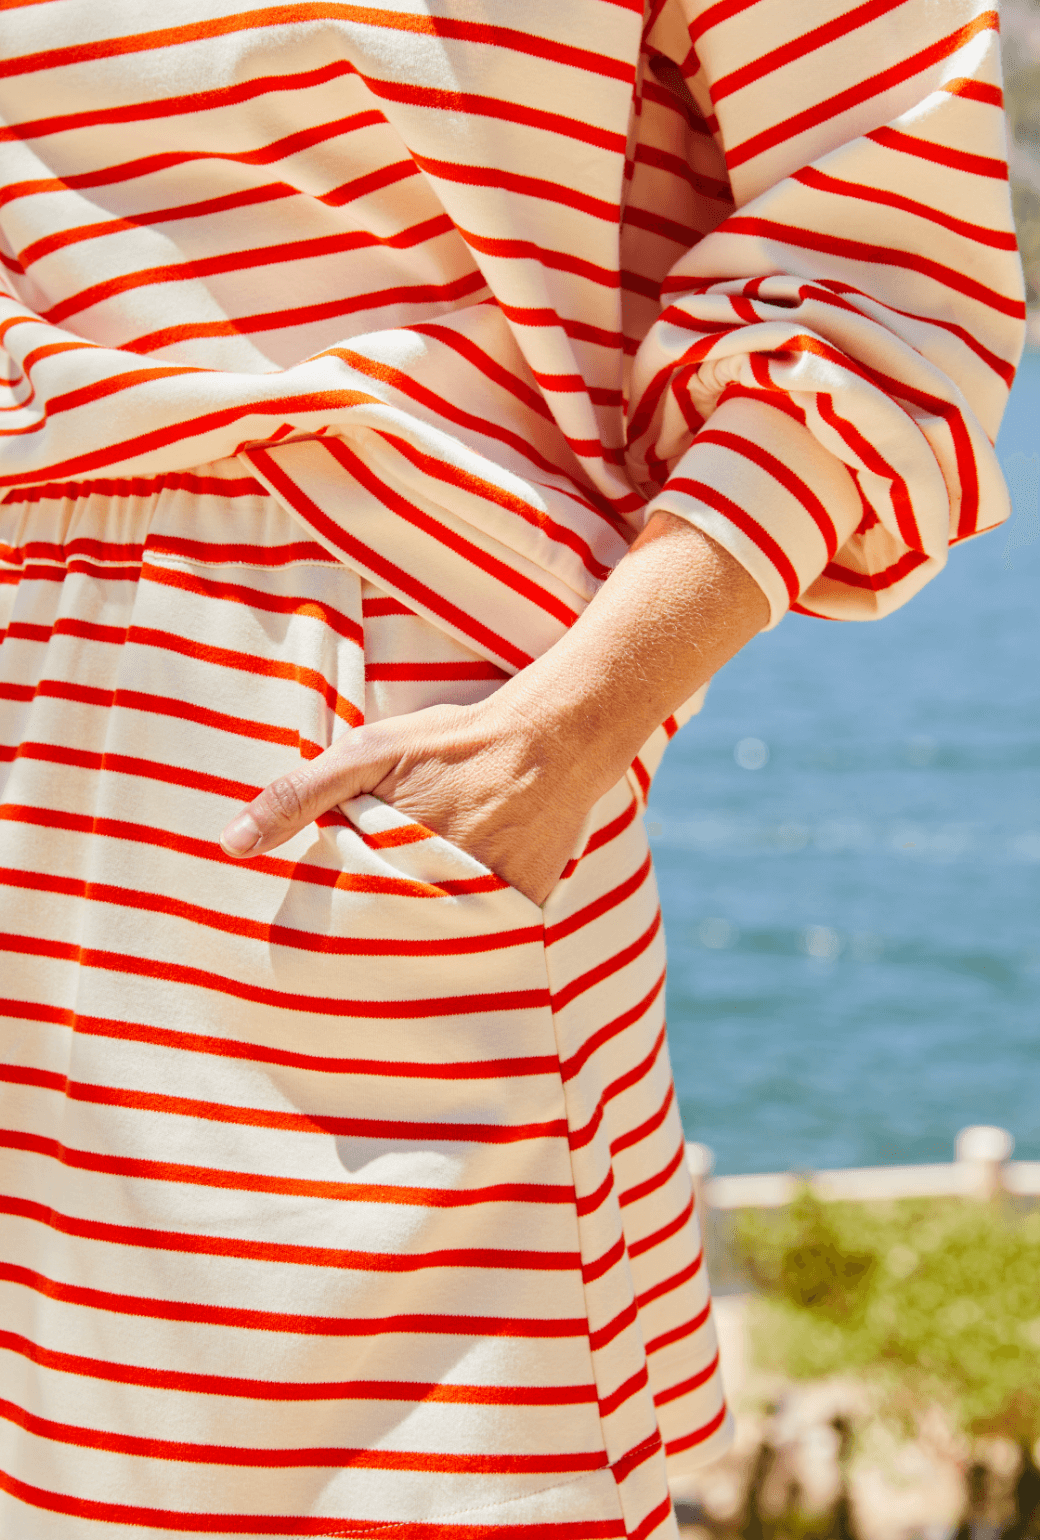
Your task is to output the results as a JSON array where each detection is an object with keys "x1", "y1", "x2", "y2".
[{"x1": 260, "y1": 772, "x2": 309, "y2": 827}]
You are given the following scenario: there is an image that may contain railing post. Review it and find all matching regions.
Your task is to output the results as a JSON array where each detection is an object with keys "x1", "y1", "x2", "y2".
[
  {"x1": 686, "y1": 1142, "x2": 715, "y2": 1226},
  {"x1": 955, "y1": 1125, "x2": 1014, "y2": 1200}
]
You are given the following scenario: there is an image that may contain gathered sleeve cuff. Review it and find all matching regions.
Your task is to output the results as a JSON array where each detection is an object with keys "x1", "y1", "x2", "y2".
[{"x1": 629, "y1": 0, "x2": 1026, "y2": 627}]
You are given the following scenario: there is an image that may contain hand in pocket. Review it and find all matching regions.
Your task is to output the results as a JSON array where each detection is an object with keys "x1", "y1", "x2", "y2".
[{"x1": 219, "y1": 693, "x2": 597, "y2": 906}]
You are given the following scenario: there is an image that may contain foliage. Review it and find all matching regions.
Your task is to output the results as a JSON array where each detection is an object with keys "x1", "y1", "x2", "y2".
[{"x1": 734, "y1": 1191, "x2": 1040, "y2": 1441}]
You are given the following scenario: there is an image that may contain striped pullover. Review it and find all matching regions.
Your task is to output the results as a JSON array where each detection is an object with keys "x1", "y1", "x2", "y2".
[
  {"x1": 0, "y1": 3, "x2": 1027, "y2": 1536},
  {"x1": 0, "y1": 0, "x2": 1025, "y2": 667}
]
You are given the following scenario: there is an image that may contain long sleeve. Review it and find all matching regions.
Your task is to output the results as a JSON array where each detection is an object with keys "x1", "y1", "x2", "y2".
[{"x1": 628, "y1": 0, "x2": 1026, "y2": 626}]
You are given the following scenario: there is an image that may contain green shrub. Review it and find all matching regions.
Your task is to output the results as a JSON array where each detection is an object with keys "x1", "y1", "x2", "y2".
[{"x1": 734, "y1": 1192, "x2": 1040, "y2": 1441}]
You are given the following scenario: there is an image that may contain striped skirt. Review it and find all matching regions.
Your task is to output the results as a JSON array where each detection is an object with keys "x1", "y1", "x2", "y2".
[{"x1": 0, "y1": 460, "x2": 729, "y2": 1539}]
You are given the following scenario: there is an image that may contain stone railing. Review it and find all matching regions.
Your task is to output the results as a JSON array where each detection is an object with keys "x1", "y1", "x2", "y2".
[{"x1": 686, "y1": 1125, "x2": 1035, "y2": 1210}]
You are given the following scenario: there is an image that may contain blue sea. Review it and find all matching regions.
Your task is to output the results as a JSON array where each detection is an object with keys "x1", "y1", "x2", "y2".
[{"x1": 650, "y1": 350, "x2": 1040, "y2": 1177}]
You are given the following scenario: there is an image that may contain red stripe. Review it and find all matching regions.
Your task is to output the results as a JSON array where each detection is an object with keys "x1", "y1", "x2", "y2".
[
  {"x1": 497, "y1": 299, "x2": 626, "y2": 353},
  {"x1": 821, "y1": 547, "x2": 929, "y2": 591},
  {"x1": 3, "y1": 741, "x2": 259, "y2": 818},
  {"x1": 18, "y1": 183, "x2": 297, "y2": 269},
  {"x1": 0, "y1": 994, "x2": 559, "y2": 1077},
  {"x1": 457, "y1": 226, "x2": 623, "y2": 291},
  {"x1": 551, "y1": 910, "x2": 662, "y2": 1013},
  {"x1": 44, "y1": 215, "x2": 455, "y2": 329},
  {"x1": 794, "y1": 164, "x2": 1018, "y2": 250},
  {"x1": 249, "y1": 446, "x2": 537, "y2": 671},
  {"x1": 365, "y1": 660, "x2": 507, "y2": 680},
  {"x1": 361, "y1": 594, "x2": 416, "y2": 617},
  {"x1": 654, "y1": 1352, "x2": 720, "y2": 1408},
  {"x1": 574, "y1": 1166, "x2": 615, "y2": 1218},
  {"x1": 721, "y1": 215, "x2": 1024, "y2": 318},
  {"x1": 0, "y1": 381, "x2": 390, "y2": 486},
  {"x1": 2, "y1": 471, "x2": 267, "y2": 505},
  {"x1": 0, "y1": 1395, "x2": 608, "y2": 1472},
  {"x1": 610, "y1": 1429, "x2": 662, "y2": 1486},
  {"x1": 813, "y1": 390, "x2": 921, "y2": 548},
  {"x1": 628, "y1": 1191, "x2": 694, "y2": 1261},
  {"x1": 0, "y1": 58, "x2": 368, "y2": 147},
  {"x1": 688, "y1": 0, "x2": 762, "y2": 47},
  {"x1": 610, "y1": 1076, "x2": 674, "y2": 1161},
  {"x1": 0, "y1": 1259, "x2": 588, "y2": 1340},
  {"x1": 589, "y1": 1298, "x2": 638, "y2": 1352},
  {"x1": 0, "y1": 1330, "x2": 597, "y2": 1405},
  {"x1": 375, "y1": 429, "x2": 612, "y2": 583},
  {"x1": 630, "y1": 753, "x2": 651, "y2": 801},
  {"x1": 808, "y1": 278, "x2": 1016, "y2": 387},
  {"x1": 545, "y1": 852, "x2": 652, "y2": 945},
  {"x1": 21, "y1": 675, "x2": 326, "y2": 755},
  {"x1": 324, "y1": 436, "x2": 583, "y2": 627},
  {"x1": 664, "y1": 1402, "x2": 729, "y2": 1456},
  {"x1": 598, "y1": 1365, "x2": 649, "y2": 1419},
  {"x1": 618, "y1": 1139, "x2": 686, "y2": 1208},
  {"x1": 0, "y1": 1467, "x2": 626, "y2": 1537},
  {"x1": 573, "y1": 1026, "x2": 667, "y2": 1156},
  {"x1": 0, "y1": 360, "x2": 202, "y2": 442},
  {"x1": 666, "y1": 476, "x2": 802, "y2": 603},
  {"x1": 633, "y1": 141, "x2": 731, "y2": 203},
  {"x1": 125, "y1": 623, "x2": 362, "y2": 724},
  {"x1": 582, "y1": 1234, "x2": 626, "y2": 1286},
  {"x1": 1, "y1": 7, "x2": 633, "y2": 85},
  {"x1": 630, "y1": 1498, "x2": 677, "y2": 1540},
  {"x1": 635, "y1": 1251, "x2": 704, "y2": 1309},
  {"x1": 0, "y1": 862, "x2": 508, "y2": 954},
  {"x1": 127, "y1": 270, "x2": 490, "y2": 355},
  {"x1": 644, "y1": 1299, "x2": 712, "y2": 1356},
  {"x1": 142, "y1": 561, "x2": 364, "y2": 645},
  {"x1": 561, "y1": 971, "x2": 665, "y2": 1087},
  {"x1": 0, "y1": 110, "x2": 386, "y2": 214},
  {"x1": 413, "y1": 153, "x2": 619, "y2": 223},
  {"x1": 0, "y1": 1061, "x2": 564, "y2": 1143},
  {"x1": 943, "y1": 75, "x2": 1003, "y2": 107},
  {"x1": 320, "y1": 339, "x2": 587, "y2": 488},
  {"x1": 1, "y1": 1194, "x2": 580, "y2": 1272},
  {"x1": 711, "y1": 0, "x2": 910, "y2": 102},
  {"x1": 560, "y1": 794, "x2": 639, "y2": 881},
  {"x1": 365, "y1": 78, "x2": 626, "y2": 156},
  {"x1": 0, "y1": 1128, "x2": 575, "y2": 1210},
  {"x1": 1, "y1": 926, "x2": 549, "y2": 1018},
  {"x1": 146, "y1": 535, "x2": 333, "y2": 565},
  {"x1": 694, "y1": 425, "x2": 839, "y2": 554},
  {"x1": 868, "y1": 123, "x2": 1009, "y2": 180},
  {"x1": 727, "y1": 12, "x2": 999, "y2": 168},
  {"x1": 411, "y1": 320, "x2": 556, "y2": 427},
  {"x1": 0, "y1": 864, "x2": 526, "y2": 959},
  {"x1": 0, "y1": 801, "x2": 505, "y2": 899}
]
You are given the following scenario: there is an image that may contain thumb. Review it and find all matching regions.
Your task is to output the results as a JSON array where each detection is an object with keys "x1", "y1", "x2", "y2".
[{"x1": 219, "y1": 728, "x2": 394, "y2": 858}]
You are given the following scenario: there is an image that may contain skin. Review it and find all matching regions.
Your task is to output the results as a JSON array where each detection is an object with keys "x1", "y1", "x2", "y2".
[{"x1": 219, "y1": 509, "x2": 770, "y2": 904}]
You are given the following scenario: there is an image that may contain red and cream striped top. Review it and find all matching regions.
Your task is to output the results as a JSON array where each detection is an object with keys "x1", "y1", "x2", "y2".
[{"x1": 0, "y1": 0, "x2": 1026, "y2": 659}]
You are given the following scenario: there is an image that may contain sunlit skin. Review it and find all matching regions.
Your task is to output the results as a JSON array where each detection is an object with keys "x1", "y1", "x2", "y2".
[{"x1": 219, "y1": 509, "x2": 770, "y2": 904}]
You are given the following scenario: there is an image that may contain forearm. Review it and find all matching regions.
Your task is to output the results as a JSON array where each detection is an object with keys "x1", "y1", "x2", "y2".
[
  {"x1": 497, "y1": 510, "x2": 770, "y2": 797},
  {"x1": 220, "y1": 510, "x2": 769, "y2": 901}
]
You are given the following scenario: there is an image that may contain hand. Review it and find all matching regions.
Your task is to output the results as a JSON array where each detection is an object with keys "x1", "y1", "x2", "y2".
[
  {"x1": 218, "y1": 513, "x2": 769, "y2": 900},
  {"x1": 219, "y1": 688, "x2": 606, "y2": 906}
]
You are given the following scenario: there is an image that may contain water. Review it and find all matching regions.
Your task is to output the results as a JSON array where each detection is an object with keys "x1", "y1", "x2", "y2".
[{"x1": 651, "y1": 352, "x2": 1040, "y2": 1176}]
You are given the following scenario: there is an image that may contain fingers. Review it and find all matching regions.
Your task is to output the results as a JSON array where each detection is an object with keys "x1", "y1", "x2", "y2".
[{"x1": 220, "y1": 729, "x2": 393, "y2": 858}]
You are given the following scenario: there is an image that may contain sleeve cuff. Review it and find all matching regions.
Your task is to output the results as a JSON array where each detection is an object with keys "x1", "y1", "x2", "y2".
[{"x1": 644, "y1": 392, "x2": 867, "y2": 628}]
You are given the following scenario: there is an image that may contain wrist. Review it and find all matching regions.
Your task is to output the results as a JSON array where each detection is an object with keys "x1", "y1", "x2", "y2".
[{"x1": 492, "y1": 654, "x2": 639, "y2": 803}]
